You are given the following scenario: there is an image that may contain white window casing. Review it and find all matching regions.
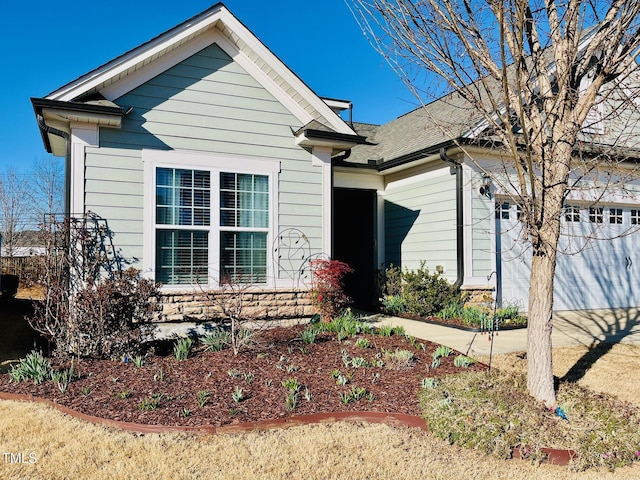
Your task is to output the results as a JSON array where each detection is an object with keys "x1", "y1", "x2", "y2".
[{"x1": 142, "y1": 149, "x2": 280, "y2": 290}]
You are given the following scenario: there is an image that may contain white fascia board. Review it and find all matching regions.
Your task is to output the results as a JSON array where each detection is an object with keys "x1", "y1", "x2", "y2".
[{"x1": 323, "y1": 98, "x2": 352, "y2": 111}]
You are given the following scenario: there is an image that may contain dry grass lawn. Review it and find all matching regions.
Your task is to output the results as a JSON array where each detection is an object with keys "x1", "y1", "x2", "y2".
[{"x1": 1, "y1": 343, "x2": 640, "y2": 479}]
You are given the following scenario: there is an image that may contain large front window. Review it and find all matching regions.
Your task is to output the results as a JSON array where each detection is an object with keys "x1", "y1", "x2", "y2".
[{"x1": 154, "y1": 167, "x2": 269, "y2": 285}]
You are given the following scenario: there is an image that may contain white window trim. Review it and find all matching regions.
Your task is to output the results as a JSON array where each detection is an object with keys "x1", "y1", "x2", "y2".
[{"x1": 143, "y1": 149, "x2": 280, "y2": 290}]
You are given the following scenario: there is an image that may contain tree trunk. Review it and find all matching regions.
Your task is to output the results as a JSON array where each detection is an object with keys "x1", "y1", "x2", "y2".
[{"x1": 526, "y1": 248, "x2": 557, "y2": 406}]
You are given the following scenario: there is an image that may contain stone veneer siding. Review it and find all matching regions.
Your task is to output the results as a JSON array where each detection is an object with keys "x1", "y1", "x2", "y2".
[
  {"x1": 157, "y1": 288, "x2": 315, "y2": 323},
  {"x1": 461, "y1": 286, "x2": 495, "y2": 306}
]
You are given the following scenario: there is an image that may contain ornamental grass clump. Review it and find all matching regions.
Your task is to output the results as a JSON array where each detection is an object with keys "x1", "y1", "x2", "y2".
[
  {"x1": 419, "y1": 370, "x2": 640, "y2": 471},
  {"x1": 9, "y1": 350, "x2": 52, "y2": 385}
]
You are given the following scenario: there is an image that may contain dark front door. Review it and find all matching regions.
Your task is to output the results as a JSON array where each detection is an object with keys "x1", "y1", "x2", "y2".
[{"x1": 333, "y1": 188, "x2": 376, "y2": 309}]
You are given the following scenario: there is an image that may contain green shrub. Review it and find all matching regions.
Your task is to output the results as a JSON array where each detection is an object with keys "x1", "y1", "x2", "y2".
[{"x1": 380, "y1": 262, "x2": 460, "y2": 317}]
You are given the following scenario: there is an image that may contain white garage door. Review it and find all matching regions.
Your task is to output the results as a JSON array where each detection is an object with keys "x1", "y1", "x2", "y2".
[{"x1": 496, "y1": 202, "x2": 640, "y2": 311}]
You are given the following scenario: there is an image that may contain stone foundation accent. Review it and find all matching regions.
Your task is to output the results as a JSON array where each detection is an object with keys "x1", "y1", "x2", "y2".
[
  {"x1": 156, "y1": 287, "x2": 315, "y2": 324},
  {"x1": 461, "y1": 285, "x2": 495, "y2": 307}
]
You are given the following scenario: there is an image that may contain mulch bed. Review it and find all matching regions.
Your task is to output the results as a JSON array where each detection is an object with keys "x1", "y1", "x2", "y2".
[{"x1": 0, "y1": 323, "x2": 486, "y2": 428}]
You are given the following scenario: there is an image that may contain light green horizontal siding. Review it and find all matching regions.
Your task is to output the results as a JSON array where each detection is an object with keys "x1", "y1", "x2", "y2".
[
  {"x1": 88, "y1": 43, "x2": 323, "y2": 277},
  {"x1": 384, "y1": 170, "x2": 457, "y2": 281}
]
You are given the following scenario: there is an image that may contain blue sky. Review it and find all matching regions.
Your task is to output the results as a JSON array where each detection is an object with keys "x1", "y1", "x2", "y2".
[{"x1": 0, "y1": 0, "x2": 417, "y2": 173}]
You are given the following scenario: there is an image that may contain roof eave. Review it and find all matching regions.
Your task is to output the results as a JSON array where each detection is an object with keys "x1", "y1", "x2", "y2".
[{"x1": 32, "y1": 98, "x2": 125, "y2": 155}]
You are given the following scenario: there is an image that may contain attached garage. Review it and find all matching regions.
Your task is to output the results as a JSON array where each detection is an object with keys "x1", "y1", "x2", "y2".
[{"x1": 497, "y1": 201, "x2": 640, "y2": 311}]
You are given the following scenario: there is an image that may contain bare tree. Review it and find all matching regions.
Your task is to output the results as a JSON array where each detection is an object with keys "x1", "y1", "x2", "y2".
[
  {"x1": 28, "y1": 156, "x2": 64, "y2": 229},
  {"x1": 0, "y1": 169, "x2": 31, "y2": 256},
  {"x1": 349, "y1": 0, "x2": 640, "y2": 405}
]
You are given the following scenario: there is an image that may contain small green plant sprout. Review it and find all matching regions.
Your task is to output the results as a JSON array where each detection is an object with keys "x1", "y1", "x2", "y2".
[
  {"x1": 80, "y1": 387, "x2": 92, "y2": 397},
  {"x1": 300, "y1": 327, "x2": 318, "y2": 344},
  {"x1": 432, "y1": 345, "x2": 453, "y2": 360},
  {"x1": 132, "y1": 355, "x2": 145, "y2": 368},
  {"x1": 350, "y1": 356, "x2": 368, "y2": 368},
  {"x1": 50, "y1": 363, "x2": 75, "y2": 394},
  {"x1": 153, "y1": 368, "x2": 165, "y2": 382},
  {"x1": 116, "y1": 388, "x2": 133, "y2": 399},
  {"x1": 421, "y1": 377, "x2": 438, "y2": 389},
  {"x1": 339, "y1": 391, "x2": 352, "y2": 405},
  {"x1": 370, "y1": 372, "x2": 381, "y2": 384},
  {"x1": 173, "y1": 337, "x2": 193, "y2": 361},
  {"x1": 138, "y1": 394, "x2": 162, "y2": 411},
  {"x1": 196, "y1": 390, "x2": 211, "y2": 408},
  {"x1": 231, "y1": 386, "x2": 244, "y2": 403},
  {"x1": 354, "y1": 337, "x2": 370, "y2": 349},
  {"x1": 285, "y1": 391, "x2": 299, "y2": 411},
  {"x1": 243, "y1": 372, "x2": 255, "y2": 384},
  {"x1": 285, "y1": 363, "x2": 298, "y2": 373},
  {"x1": 384, "y1": 349, "x2": 415, "y2": 368},
  {"x1": 349, "y1": 386, "x2": 367, "y2": 401},
  {"x1": 180, "y1": 408, "x2": 192, "y2": 418},
  {"x1": 453, "y1": 355, "x2": 476, "y2": 368},
  {"x1": 366, "y1": 392, "x2": 375, "y2": 402},
  {"x1": 377, "y1": 325, "x2": 394, "y2": 337},
  {"x1": 341, "y1": 349, "x2": 351, "y2": 368},
  {"x1": 431, "y1": 357, "x2": 441, "y2": 369},
  {"x1": 201, "y1": 329, "x2": 231, "y2": 352},
  {"x1": 9, "y1": 350, "x2": 52, "y2": 385},
  {"x1": 227, "y1": 369, "x2": 241, "y2": 378},
  {"x1": 391, "y1": 326, "x2": 406, "y2": 336},
  {"x1": 304, "y1": 387, "x2": 311, "y2": 401},
  {"x1": 281, "y1": 378, "x2": 300, "y2": 392}
]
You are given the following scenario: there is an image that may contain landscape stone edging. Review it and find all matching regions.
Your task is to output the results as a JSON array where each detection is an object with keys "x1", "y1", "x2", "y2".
[{"x1": 0, "y1": 391, "x2": 575, "y2": 466}]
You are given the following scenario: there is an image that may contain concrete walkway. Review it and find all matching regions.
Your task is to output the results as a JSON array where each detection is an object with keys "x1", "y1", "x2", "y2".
[{"x1": 372, "y1": 308, "x2": 640, "y2": 357}]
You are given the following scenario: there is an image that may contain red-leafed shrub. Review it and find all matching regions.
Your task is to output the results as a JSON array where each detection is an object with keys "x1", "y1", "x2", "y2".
[{"x1": 310, "y1": 259, "x2": 353, "y2": 321}]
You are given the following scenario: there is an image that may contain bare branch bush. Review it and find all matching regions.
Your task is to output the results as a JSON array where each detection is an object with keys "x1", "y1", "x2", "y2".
[
  {"x1": 29, "y1": 215, "x2": 159, "y2": 359},
  {"x1": 198, "y1": 277, "x2": 270, "y2": 356}
]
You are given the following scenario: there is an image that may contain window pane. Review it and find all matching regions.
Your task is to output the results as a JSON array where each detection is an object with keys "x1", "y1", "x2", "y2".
[
  {"x1": 589, "y1": 207, "x2": 603, "y2": 223},
  {"x1": 156, "y1": 230, "x2": 208, "y2": 285},
  {"x1": 220, "y1": 231, "x2": 267, "y2": 284},
  {"x1": 156, "y1": 168, "x2": 210, "y2": 226},
  {"x1": 219, "y1": 172, "x2": 268, "y2": 228},
  {"x1": 609, "y1": 208, "x2": 623, "y2": 224}
]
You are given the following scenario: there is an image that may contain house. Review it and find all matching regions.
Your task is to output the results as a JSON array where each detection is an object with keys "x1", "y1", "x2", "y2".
[{"x1": 32, "y1": 3, "x2": 640, "y2": 320}]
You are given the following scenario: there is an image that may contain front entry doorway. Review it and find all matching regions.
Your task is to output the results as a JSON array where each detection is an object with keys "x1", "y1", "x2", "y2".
[{"x1": 333, "y1": 188, "x2": 377, "y2": 309}]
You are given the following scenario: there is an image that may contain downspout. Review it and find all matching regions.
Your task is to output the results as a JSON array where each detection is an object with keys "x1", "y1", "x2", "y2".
[
  {"x1": 439, "y1": 148, "x2": 464, "y2": 288},
  {"x1": 36, "y1": 114, "x2": 71, "y2": 215}
]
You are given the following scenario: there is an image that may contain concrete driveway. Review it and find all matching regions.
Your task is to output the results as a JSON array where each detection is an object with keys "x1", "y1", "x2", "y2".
[{"x1": 374, "y1": 308, "x2": 640, "y2": 357}]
